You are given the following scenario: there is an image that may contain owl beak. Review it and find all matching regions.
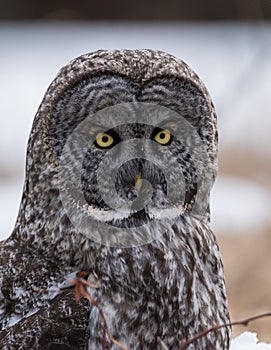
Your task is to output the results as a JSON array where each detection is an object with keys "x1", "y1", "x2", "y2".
[{"x1": 135, "y1": 173, "x2": 143, "y2": 193}]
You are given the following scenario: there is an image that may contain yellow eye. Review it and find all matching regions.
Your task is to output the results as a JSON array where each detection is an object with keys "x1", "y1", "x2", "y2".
[
  {"x1": 95, "y1": 132, "x2": 114, "y2": 148},
  {"x1": 154, "y1": 129, "x2": 172, "y2": 145}
]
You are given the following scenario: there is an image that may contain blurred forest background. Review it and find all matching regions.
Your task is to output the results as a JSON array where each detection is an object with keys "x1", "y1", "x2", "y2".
[
  {"x1": 0, "y1": 0, "x2": 271, "y2": 342},
  {"x1": 0, "y1": 0, "x2": 271, "y2": 20}
]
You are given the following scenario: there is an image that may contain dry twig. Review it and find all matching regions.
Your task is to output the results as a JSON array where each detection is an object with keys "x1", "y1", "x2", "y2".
[
  {"x1": 34, "y1": 271, "x2": 127, "y2": 350},
  {"x1": 178, "y1": 312, "x2": 271, "y2": 350},
  {"x1": 70, "y1": 271, "x2": 128, "y2": 350}
]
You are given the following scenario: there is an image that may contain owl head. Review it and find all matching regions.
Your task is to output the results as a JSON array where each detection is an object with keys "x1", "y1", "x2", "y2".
[{"x1": 20, "y1": 50, "x2": 218, "y2": 248}]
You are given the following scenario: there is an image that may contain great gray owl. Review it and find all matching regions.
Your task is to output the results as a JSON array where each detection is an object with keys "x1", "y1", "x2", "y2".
[{"x1": 0, "y1": 49, "x2": 231, "y2": 349}]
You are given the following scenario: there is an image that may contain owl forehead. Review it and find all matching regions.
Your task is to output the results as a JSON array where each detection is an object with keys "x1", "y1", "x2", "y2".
[
  {"x1": 105, "y1": 123, "x2": 154, "y2": 139},
  {"x1": 53, "y1": 72, "x2": 210, "y2": 124}
]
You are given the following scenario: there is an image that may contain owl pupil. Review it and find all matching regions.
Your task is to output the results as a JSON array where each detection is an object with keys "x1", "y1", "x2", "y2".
[
  {"x1": 160, "y1": 132, "x2": 166, "y2": 139},
  {"x1": 102, "y1": 136, "x2": 108, "y2": 143}
]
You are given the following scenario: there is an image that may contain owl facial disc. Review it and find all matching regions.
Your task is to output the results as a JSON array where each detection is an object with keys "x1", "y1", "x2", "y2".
[{"x1": 58, "y1": 102, "x2": 212, "y2": 247}]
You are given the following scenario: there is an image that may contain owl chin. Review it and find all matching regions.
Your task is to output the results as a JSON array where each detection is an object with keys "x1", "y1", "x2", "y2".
[
  {"x1": 113, "y1": 206, "x2": 185, "y2": 229},
  {"x1": 85, "y1": 203, "x2": 185, "y2": 229}
]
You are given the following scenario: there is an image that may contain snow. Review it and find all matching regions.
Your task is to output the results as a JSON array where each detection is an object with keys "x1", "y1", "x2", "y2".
[
  {"x1": 0, "y1": 177, "x2": 23, "y2": 239},
  {"x1": 211, "y1": 176, "x2": 271, "y2": 234},
  {"x1": 230, "y1": 332, "x2": 271, "y2": 350}
]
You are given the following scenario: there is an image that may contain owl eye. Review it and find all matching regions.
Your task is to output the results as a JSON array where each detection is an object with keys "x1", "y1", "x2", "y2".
[
  {"x1": 153, "y1": 129, "x2": 172, "y2": 145},
  {"x1": 95, "y1": 132, "x2": 114, "y2": 148}
]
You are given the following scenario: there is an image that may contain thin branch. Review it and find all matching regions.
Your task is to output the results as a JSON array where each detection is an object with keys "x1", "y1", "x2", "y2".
[
  {"x1": 230, "y1": 312, "x2": 271, "y2": 327},
  {"x1": 178, "y1": 312, "x2": 271, "y2": 350},
  {"x1": 34, "y1": 271, "x2": 127, "y2": 350},
  {"x1": 70, "y1": 272, "x2": 128, "y2": 350},
  {"x1": 82, "y1": 286, "x2": 128, "y2": 350}
]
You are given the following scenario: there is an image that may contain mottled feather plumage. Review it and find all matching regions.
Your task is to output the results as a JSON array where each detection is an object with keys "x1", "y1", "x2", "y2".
[{"x1": 0, "y1": 49, "x2": 231, "y2": 349}]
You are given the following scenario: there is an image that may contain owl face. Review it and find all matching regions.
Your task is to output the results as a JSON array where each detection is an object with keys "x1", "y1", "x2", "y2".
[
  {"x1": 80, "y1": 122, "x2": 193, "y2": 225},
  {"x1": 48, "y1": 72, "x2": 213, "y2": 245}
]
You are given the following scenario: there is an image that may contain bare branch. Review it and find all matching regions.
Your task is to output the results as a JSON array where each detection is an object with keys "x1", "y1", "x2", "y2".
[
  {"x1": 34, "y1": 271, "x2": 127, "y2": 350},
  {"x1": 178, "y1": 312, "x2": 271, "y2": 350},
  {"x1": 70, "y1": 271, "x2": 128, "y2": 350}
]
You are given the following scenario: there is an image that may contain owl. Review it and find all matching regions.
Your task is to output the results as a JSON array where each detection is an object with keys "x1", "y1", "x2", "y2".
[{"x1": 0, "y1": 50, "x2": 231, "y2": 349}]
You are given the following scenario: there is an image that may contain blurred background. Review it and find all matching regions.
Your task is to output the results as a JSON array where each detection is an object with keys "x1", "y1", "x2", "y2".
[{"x1": 0, "y1": 0, "x2": 271, "y2": 342}]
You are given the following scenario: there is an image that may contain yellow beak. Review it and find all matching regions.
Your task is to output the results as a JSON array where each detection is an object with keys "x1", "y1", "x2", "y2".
[{"x1": 135, "y1": 173, "x2": 143, "y2": 193}]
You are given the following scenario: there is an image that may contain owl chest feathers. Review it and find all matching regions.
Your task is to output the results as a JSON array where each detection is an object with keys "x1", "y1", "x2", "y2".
[{"x1": 81, "y1": 218, "x2": 228, "y2": 348}]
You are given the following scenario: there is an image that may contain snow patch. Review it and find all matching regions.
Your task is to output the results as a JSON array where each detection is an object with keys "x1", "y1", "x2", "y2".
[
  {"x1": 211, "y1": 175, "x2": 271, "y2": 235},
  {"x1": 230, "y1": 332, "x2": 271, "y2": 350},
  {"x1": 0, "y1": 177, "x2": 23, "y2": 240}
]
